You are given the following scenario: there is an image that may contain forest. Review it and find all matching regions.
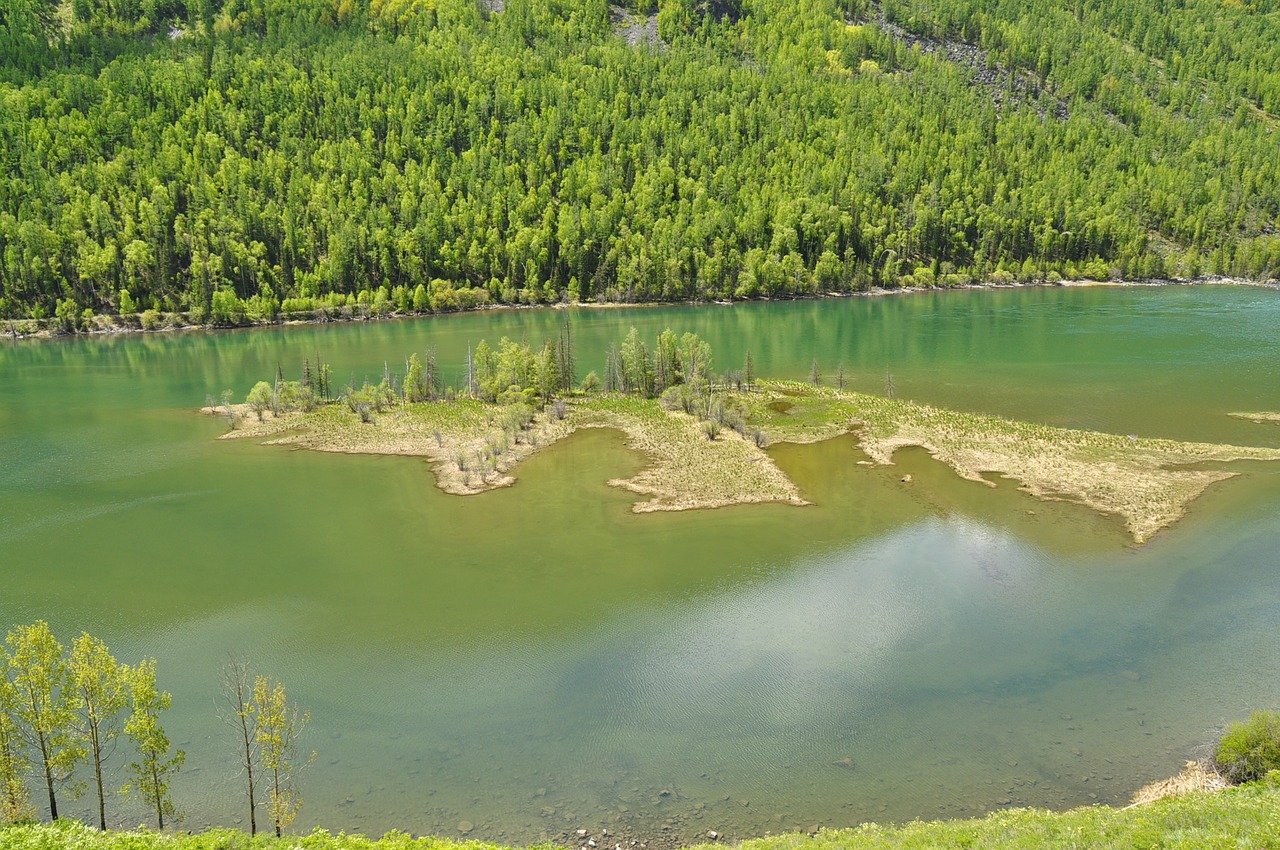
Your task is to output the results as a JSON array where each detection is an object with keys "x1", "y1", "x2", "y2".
[{"x1": 1, "y1": 0, "x2": 1279, "y2": 328}]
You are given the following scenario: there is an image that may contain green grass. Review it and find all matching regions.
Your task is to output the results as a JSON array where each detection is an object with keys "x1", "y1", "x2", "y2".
[{"x1": 6, "y1": 783, "x2": 1280, "y2": 848}]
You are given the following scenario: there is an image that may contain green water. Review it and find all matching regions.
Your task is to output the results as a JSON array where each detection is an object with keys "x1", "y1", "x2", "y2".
[{"x1": 4, "y1": 286, "x2": 1280, "y2": 842}]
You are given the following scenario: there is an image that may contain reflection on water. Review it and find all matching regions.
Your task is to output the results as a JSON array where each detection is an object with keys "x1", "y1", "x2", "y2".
[{"x1": 3, "y1": 287, "x2": 1280, "y2": 840}]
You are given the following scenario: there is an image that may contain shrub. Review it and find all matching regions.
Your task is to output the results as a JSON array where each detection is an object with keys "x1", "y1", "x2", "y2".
[{"x1": 1215, "y1": 710, "x2": 1280, "y2": 784}]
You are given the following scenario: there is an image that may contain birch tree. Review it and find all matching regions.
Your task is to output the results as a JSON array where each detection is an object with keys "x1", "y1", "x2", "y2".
[
  {"x1": 122, "y1": 659, "x2": 184, "y2": 829},
  {"x1": 0, "y1": 660, "x2": 35, "y2": 824},
  {"x1": 68, "y1": 632, "x2": 131, "y2": 830},
  {"x1": 4, "y1": 622, "x2": 83, "y2": 821},
  {"x1": 253, "y1": 675, "x2": 313, "y2": 837},
  {"x1": 221, "y1": 658, "x2": 261, "y2": 836}
]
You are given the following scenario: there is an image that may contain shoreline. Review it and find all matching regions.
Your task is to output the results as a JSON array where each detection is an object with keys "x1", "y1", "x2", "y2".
[
  {"x1": 9, "y1": 276, "x2": 1278, "y2": 341},
  {"x1": 0, "y1": 775, "x2": 1269, "y2": 850}
]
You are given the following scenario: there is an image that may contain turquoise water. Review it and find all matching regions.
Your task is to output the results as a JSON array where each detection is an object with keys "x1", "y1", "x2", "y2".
[{"x1": 2, "y1": 285, "x2": 1280, "y2": 842}]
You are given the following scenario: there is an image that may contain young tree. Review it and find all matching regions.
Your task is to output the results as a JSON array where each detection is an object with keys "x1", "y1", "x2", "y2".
[
  {"x1": 221, "y1": 659, "x2": 260, "y2": 835},
  {"x1": 603, "y1": 344, "x2": 622, "y2": 392},
  {"x1": 680, "y1": 333, "x2": 712, "y2": 387},
  {"x1": 253, "y1": 676, "x2": 312, "y2": 838},
  {"x1": 808, "y1": 359, "x2": 822, "y2": 385},
  {"x1": 556, "y1": 319, "x2": 576, "y2": 391},
  {"x1": 246, "y1": 381, "x2": 274, "y2": 422},
  {"x1": 122, "y1": 659, "x2": 184, "y2": 830},
  {"x1": 68, "y1": 633, "x2": 131, "y2": 830},
  {"x1": 220, "y1": 390, "x2": 239, "y2": 431},
  {"x1": 0, "y1": 661, "x2": 35, "y2": 825},
  {"x1": 655, "y1": 328, "x2": 680, "y2": 394},
  {"x1": 743, "y1": 350, "x2": 755, "y2": 391},
  {"x1": 620, "y1": 327, "x2": 651, "y2": 396},
  {"x1": 5, "y1": 622, "x2": 84, "y2": 821},
  {"x1": 423, "y1": 347, "x2": 440, "y2": 400},
  {"x1": 836, "y1": 363, "x2": 846, "y2": 390},
  {"x1": 404, "y1": 352, "x2": 427, "y2": 403}
]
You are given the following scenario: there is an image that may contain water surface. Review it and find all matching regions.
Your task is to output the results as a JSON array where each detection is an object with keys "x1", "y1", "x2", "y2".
[{"x1": 3, "y1": 285, "x2": 1280, "y2": 841}]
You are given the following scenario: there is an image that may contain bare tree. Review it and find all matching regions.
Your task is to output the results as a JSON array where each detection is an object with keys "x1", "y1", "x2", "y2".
[{"x1": 220, "y1": 658, "x2": 260, "y2": 836}]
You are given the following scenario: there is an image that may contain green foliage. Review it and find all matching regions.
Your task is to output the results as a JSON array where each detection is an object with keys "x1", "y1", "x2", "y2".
[
  {"x1": 4, "y1": 0, "x2": 1280, "y2": 326},
  {"x1": 1215, "y1": 710, "x2": 1280, "y2": 785},
  {"x1": 0, "y1": 660, "x2": 35, "y2": 825},
  {"x1": 4, "y1": 622, "x2": 85, "y2": 821},
  {"x1": 403, "y1": 353, "x2": 428, "y2": 403},
  {"x1": 2, "y1": 625, "x2": 182, "y2": 828},
  {"x1": 253, "y1": 676, "x2": 312, "y2": 837},
  {"x1": 121, "y1": 659, "x2": 184, "y2": 830},
  {"x1": 246, "y1": 381, "x2": 274, "y2": 421},
  {"x1": 67, "y1": 633, "x2": 131, "y2": 830}
]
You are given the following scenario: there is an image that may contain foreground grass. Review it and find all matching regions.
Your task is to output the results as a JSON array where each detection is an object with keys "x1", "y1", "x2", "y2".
[
  {"x1": 7, "y1": 783, "x2": 1280, "y2": 848},
  {"x1": 209, "y1": 382, "x2": 1280, "y2": 542}
]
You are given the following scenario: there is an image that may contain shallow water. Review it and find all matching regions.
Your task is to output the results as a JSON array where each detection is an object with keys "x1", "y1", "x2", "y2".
[{"x1": 3, "y1": 285, "x2": 1280, "y2": 841}]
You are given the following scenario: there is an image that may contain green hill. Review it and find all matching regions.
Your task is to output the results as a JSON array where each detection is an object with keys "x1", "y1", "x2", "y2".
[{"x1": 2, "y1": 0, "x2": 1279, "y2": 328}]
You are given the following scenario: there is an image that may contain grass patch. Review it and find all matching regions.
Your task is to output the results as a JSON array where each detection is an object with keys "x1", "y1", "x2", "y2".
[
  {"x1": 572, "y1": 394, "x2": 806, "y2": 511},
  {"x1": 740, "y1": 382, "x2": 1280, "y2": 543},
  {"x1": 7, "y1": 781, "x2": 1280, "y2": 848},
  {"x1": 208, "y1": 393, "x2": 805, "y2": 512},
  {"x1": 210, "y1": 399, "x2": 576, "y2": 495}
]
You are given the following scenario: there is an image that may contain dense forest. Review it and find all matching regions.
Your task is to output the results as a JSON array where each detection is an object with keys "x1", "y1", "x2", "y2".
[{"x1": 1, "y1": 0, "x2": 1279, "y2": 329}]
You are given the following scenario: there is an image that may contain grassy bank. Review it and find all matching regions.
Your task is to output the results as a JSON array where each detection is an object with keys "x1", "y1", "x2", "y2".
[
  {"x1": 210, "y1": 381, "x2": 1280, "y2": 543},
  {"x1": 6, "y1": 782, "x2": 1280, "y2": 848}
]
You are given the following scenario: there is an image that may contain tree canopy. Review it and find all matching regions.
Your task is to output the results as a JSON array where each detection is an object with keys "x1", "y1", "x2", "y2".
[{"x1": 2, "y1": 0, "x2": 1279, "y2": 327}]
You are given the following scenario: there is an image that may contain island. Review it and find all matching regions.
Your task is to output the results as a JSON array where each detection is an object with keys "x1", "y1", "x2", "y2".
[{"x1": 206, "y1": 327, "x2": 1280, "y2": 544}]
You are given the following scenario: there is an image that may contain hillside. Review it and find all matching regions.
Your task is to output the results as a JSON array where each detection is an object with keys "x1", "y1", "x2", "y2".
[{"x1": 1, "y1": 0, "x2": 1279, "y2": 328}]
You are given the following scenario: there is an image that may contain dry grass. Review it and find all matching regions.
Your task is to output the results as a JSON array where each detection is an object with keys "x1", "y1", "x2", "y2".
[
  {"x1": 1229, "y1": 411, "x2": 1280, "y2": 424},
  {"x1": 1129, "y1": 761, "x2": 1228, "y2": 805},
  {"x1": 206, "y1": 384, "x2": 1280, "y2": 540},
  {"x1": 205, "y1": 395, "x2": 806, "y2": 511},
  {"x1": 207, "y1": 400, "x2": 576, "y2": 495},
  {"x1": 741, "y1": 382, "x2": 1280, "y2": 543},
  {"x1": 572, "y1": 395, "x2": 807, "y2": 511}
]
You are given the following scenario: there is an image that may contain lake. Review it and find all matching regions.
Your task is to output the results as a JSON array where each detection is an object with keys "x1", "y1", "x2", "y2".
[{"x1": 3, "y1": 284, "x2": 1280, "y2": 842}]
